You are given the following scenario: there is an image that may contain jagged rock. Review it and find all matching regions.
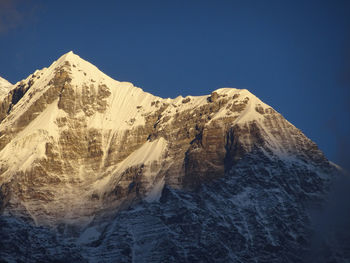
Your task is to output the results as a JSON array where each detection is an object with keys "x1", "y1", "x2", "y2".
[
  {"x1": 182, "y1": 97, "x2": 191, "y2": 103},
  {"x1": 207, "y1": 91, "x2": 219, "y2": 102}
]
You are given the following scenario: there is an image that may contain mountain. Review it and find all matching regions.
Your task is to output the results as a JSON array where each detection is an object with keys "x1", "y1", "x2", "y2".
[
  {"x1": 0, "y1": 52, "x2": 348, "y2": 263},
  {"x1": 0, "y1": 76, "x2": 12, "y2": 97}
]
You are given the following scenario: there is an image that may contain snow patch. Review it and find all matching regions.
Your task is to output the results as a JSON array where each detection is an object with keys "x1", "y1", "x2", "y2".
[
  {"x1": 117, "y1": 137, "x2": 168, "y2": 171},
  {"x1": 0, "y1": 76, "x2": 12, "y2": 98},
  {"x1": 145, "y1": 177, "x2": 165, "y2": 202},
  {"x1": 77, "y1": 226, "x2": 101, "y2": 245}
]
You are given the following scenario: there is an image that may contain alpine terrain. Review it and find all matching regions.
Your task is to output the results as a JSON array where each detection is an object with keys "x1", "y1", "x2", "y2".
[
  {"x1": 0, "y1": 52, "x2": 348, "y2": 262},
  {"x1": 0, "y1": 77, "x2": 12, "y2": 98}
]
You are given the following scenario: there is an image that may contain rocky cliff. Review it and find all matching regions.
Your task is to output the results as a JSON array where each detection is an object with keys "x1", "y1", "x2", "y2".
[{"x1": 0, "y1": 52, "x2": 347, "y2": 262}]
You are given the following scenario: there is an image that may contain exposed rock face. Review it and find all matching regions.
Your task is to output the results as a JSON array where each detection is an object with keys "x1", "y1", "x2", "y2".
[{"x1": 0, "y1": 52, "x2": 347, "y2": 262}]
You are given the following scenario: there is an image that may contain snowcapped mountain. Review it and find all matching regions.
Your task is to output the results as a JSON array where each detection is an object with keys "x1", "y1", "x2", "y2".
[
  {"x1": 0, "y1": 52, "x2": 348, "y2": 262},
  {"x1": 0, "y1": 76, "x2": 12, "y2": 97}
]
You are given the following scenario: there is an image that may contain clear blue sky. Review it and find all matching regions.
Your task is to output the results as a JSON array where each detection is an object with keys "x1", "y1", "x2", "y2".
[{"x1": 0, "y1": 0, "x2": 349, "y2": 167}]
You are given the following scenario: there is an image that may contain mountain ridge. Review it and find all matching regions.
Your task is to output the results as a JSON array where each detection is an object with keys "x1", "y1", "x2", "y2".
[
  {"x1": 0, "y1": 51, "x2": 332, "y2": 225},
  {"x1": 0, "y1": 52, "x2": 347, "y2": 263}
]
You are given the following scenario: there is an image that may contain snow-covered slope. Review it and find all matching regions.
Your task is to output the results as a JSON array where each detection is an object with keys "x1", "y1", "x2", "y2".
[
  {"x1": 0, "y1": 76, "x2": 12, "y2": 97},
  {"x1": 0, "y1": 52, "x2": 346, "y2": 262}
]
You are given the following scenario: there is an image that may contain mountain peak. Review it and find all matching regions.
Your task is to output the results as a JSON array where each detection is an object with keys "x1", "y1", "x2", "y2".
[
  {"x1": 55, "y1": 50, "x2": 83, "y2": 65},
  {"x1": 0, "y1": 52, "x2": 342, "y2": 263},
  {"x1": 0, "y1": 52, "x2": 343, "y2": 262},
  {"x1": 0, "y1": 52, "x2": 332, "y2": 222},
  {"x1": 48, "y1": 51, "x2": 119, "y2": 87},
  {"x1": 59, "y1": 50, "x2": 75, "y2": 59}
]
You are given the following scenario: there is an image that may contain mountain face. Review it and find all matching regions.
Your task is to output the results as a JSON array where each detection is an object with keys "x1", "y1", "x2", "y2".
[{"x1": 0, "y1": 52, "x2": 348, "y2": 263}]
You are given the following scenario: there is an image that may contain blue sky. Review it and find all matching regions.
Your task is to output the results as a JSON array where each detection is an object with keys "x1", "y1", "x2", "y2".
[{"x1": 0, "y1": 0, "x2": 349, "y2": 166}]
